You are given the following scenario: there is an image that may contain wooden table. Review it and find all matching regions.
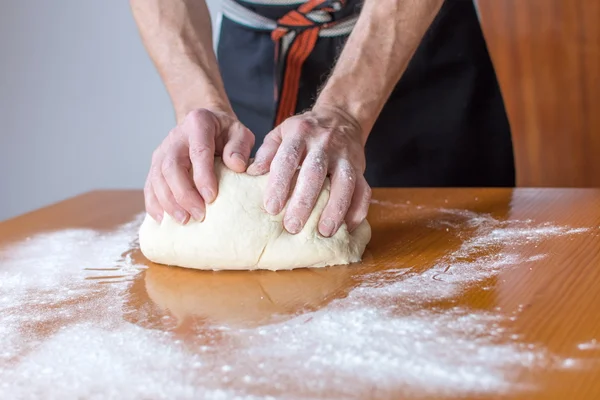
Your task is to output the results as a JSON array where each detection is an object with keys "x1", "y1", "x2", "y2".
[{"x1": 1, "y1": 189, "x2": 599, "y2": 399}]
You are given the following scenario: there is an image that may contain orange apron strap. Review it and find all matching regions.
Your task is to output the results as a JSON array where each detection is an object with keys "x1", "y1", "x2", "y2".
[
  {"x1": 272, "y1": 27, "x2": 319, "y2": 126},
  {"x1": 270, "y1": 0, "x2": 346, "y2": 127}
]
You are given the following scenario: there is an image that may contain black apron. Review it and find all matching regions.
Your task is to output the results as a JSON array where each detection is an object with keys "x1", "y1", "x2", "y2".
[{"x1": 216, "y1": 0, "x2": 516, "y2": 187}]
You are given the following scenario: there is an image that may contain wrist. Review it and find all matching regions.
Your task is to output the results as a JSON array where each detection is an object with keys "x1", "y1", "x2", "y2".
[
  {"x1": 165, "y1": 66, "x2": 235, "y2": 123},
  {"x1": 314, "y1": 86, "x2": 379, "y2": 144},
  {"x1": 311, "y1": 100, "x2": 369, "y2": 146},
  {"x1": 174, "y1": 97, "x2": 235, "y2": 124}
]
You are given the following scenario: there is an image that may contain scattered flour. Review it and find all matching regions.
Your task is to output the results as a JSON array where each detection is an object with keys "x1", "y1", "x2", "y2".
[
  {"x1": 0, "y1": 205, "x2": 593, "y2": 399},
  {"x1": 578, "y1": 339, "x2": 600, "y2": 351}
]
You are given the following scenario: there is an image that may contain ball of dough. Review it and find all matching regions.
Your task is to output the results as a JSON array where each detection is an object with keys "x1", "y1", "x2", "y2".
[{"x1": 138, "y1": 158, "x2": 371, "y2": 271}]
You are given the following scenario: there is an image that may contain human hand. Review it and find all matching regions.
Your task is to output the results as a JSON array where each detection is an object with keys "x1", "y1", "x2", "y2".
[
  {"x1": 247, "y1": 105, "x2": 371, "y2": 237},
  {"x1": 145, "y1": 108, "x2": 255, "y2": 224}
]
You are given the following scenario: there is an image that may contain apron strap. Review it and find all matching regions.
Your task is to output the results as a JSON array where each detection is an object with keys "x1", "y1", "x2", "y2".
[{"x1": 221, "y1": 0, "x2": 358, "y2": 126}]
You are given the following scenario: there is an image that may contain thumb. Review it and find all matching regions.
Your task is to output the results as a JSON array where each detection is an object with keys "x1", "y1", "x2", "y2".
[
  {"x1": 222, "y1": 122, "x2": 255, "y2": 172},
  {"x1": 246, "y1": 126, "x2": 282, "y2": 176}
]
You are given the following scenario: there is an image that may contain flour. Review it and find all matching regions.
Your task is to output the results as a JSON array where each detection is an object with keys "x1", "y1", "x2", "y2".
[
  {"x1": 578, "y1": 339, "x2": 600, "y2": 351},
  {"x1": 0, "y1": 205, "x2": 594, "y2": 399}
]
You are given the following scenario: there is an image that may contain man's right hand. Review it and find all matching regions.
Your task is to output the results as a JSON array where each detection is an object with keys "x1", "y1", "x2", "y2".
[{"x1": 145, "y1": 108, "x2": 255, "y2": 224}]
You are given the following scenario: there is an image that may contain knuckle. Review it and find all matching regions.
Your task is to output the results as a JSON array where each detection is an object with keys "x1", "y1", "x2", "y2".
[
  {"x1": 288, "y1": 141, "x2": 302, "y2": 156},
  {"x1": 161, "y1": 156, "x2": 179, "y2": 174},
  {"x1": 280, "y1": 156, "x2": 297, "y2": 171},
  {"x1": 264, "y1": 130, "x2": 282, "y2": 145},
  {"x1": 295, "y1": 195, "x2": 314, "y2": 211},
  {"x1": 333, "y1": 196, "x2": 351, "y2": 216},
  {"x1": 187, "y1": 108, "x2": 211, "y2": 121},
  {"x1": 187, "y1": 109, "x2": 218, "y2": 129},
  {"x1": 189, "y1": 144, "x2": 211, "y2": 160},
  {"x1": 161, "y1": 194, "x2": 179, "y2": 212},
  {"x1": 172, "y1": 188, "x2": 196, "y2": 206},
  {"x1": 331, "y1": 212, "x2": 345, "y2": 225},
  {"x1": 166, "y1": 131, "x2": 187, "y2": 150},
  {"x1": 307, "y1": 152, "x2": 327, "y2": 174},
  {"x1": 286, "y1": 116, "x2": 316, "y2": 136},
  {"x1": 279, "y1": 148, "x2": 301, "y2": 168},
  {"x1": 295, "y1": 119, "x2": 314, "y2": 134},
  {"x1": 166, "y1": 129, "x2": 181, "y2": 145},
  {"x1": 339, "y1": 163, "x2": 356, "y2": 182}
]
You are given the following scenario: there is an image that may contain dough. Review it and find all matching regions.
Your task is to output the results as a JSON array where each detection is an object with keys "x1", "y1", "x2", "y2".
[{"x1": 138, "y1": 158, "x2": 371, "y2": 271}]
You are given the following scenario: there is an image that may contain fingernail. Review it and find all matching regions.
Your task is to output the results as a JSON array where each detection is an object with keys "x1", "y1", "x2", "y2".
[
  {"x1": 191, "y1": 207, "x2": 205, "y2": 222},
  {"x1": 248, "y1": 162, "x2": 267, "y2": 176},
  {"x1": 200, "y1": 188, "x2": 215, "y2": 203},
  {"x1": 319, "y1": 218, "x2": 336, "y2": 237},
  {"x1": 154, "y1": 213, "x2": 163, "y2": 223},
  {"x1": 285, "y1": 216, "x2": 303, "y2": 234},
  {"x1": 265, "y1": 198, "x2": 280, "y2": 215},
  {"x1": 232, "y1": 152, "x2": 246, "y2": 165},
  {"x1": 173, "y1": 210, "x2": 187, "y2": 224},
  {"x1": 246, "y1": 162, "x2": 258, "y2": 174}
]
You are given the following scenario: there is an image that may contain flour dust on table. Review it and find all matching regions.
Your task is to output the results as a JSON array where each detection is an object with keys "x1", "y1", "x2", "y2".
[
  {"x1": 139, "y1": 158, "x2": 371, "y2": 271},
  {"x1": 0, "y1": 202, "x2": 595, "y2": 399}
]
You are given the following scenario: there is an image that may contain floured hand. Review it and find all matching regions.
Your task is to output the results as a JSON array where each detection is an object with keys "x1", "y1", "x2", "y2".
[
  {"x1": 247, "y1": 105, "x2": 371, "y2": 237},
  {"x1": 145, "y1": 108, "x2": 255, "y2": 224}
]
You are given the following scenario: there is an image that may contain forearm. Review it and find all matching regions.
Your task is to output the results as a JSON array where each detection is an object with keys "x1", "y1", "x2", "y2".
[
  {"x1": 314, "y1": 0, "x2": 444, "y2": 142},
  {"x1": 130, "y1": 0, "x2": 233, "y2": 122}
]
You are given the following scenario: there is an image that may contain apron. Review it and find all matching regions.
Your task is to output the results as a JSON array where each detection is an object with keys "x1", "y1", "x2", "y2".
[{"x1": 216, "y1": 0, "x2": 516, "y2": 187}]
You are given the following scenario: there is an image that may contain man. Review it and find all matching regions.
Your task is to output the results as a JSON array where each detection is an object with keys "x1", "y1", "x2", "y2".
[{"x1": 131, "y1": 0, "x2": 515, "y2": 238}]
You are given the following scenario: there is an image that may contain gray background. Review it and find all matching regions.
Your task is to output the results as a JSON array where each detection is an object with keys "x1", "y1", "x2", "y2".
[{"x1": 0, "y1": 0, "x2": 222, "y2": 221}]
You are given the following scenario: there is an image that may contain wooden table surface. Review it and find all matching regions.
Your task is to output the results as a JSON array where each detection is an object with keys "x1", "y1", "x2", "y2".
[{"x1": 1, "y1": 189, "x2": 599, "y2": 399}]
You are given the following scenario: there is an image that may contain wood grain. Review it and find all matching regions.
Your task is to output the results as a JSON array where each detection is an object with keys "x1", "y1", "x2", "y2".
[
  {"x1": 477, "y1": 0, "x2": 600, "y2": 187},
  {"x1": 1, "y1": 190, "x2": 600, "y2": 399}
]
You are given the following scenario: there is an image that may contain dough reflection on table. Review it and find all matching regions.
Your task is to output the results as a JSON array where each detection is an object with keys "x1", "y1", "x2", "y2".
[{"x1": 143, "y1": 263, "x2": 355, "y2": 328}]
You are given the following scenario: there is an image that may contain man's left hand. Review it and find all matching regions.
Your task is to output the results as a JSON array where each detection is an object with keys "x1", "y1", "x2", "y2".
[{"x1": 247, "y1": 105, "x2": 371, "y2": 237}]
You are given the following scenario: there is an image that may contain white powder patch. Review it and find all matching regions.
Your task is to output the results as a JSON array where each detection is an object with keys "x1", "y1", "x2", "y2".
[
  {"x1": 0, "y1": 215, "x2": 147, "y2": 372},
  {"x1": 369, "y1": 199, "x2": 410, "y2": 208},
  {"x1": 1, "y1": 323, "x2": 268, "y2": 400},
  {"x1": 0, "y1": 207, "x2": 593, "y2": 399},
  {"x1": 578, "y1": 339, "x2": 600, "y2": 351}
]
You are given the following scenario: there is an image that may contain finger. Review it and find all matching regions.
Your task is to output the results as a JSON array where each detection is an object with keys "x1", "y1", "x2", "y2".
[
  {"x1": 247, "y1": 127, "x2": 282, "y2": 176},
  {"x1": 185, "y1": 109, "x2": 218, "y2": 204},
  {"x1": 161, "y1": 148, "x2": 206, "y2": 222},
  {"x1": 344, "y1": 174, "x2": 372, "y2": 232},
  {"x1": 151, "y1": 158, "x2": 190, "y2": 224},
  {"x1": 318, "y1": 161, "x2": 357, "y2": 237},
  {"x1": 283, "y1": 150, "x2": 328, "y2": 234},
  {"x1": 144, "y1": 179, "x2": 164, "y2": 223},
  {"x1": 263, "y1": 133, "x2": 305, "y2": 215},
  {"x1": 223, "y1": 122, "x2": 255, "y2": 172}
]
